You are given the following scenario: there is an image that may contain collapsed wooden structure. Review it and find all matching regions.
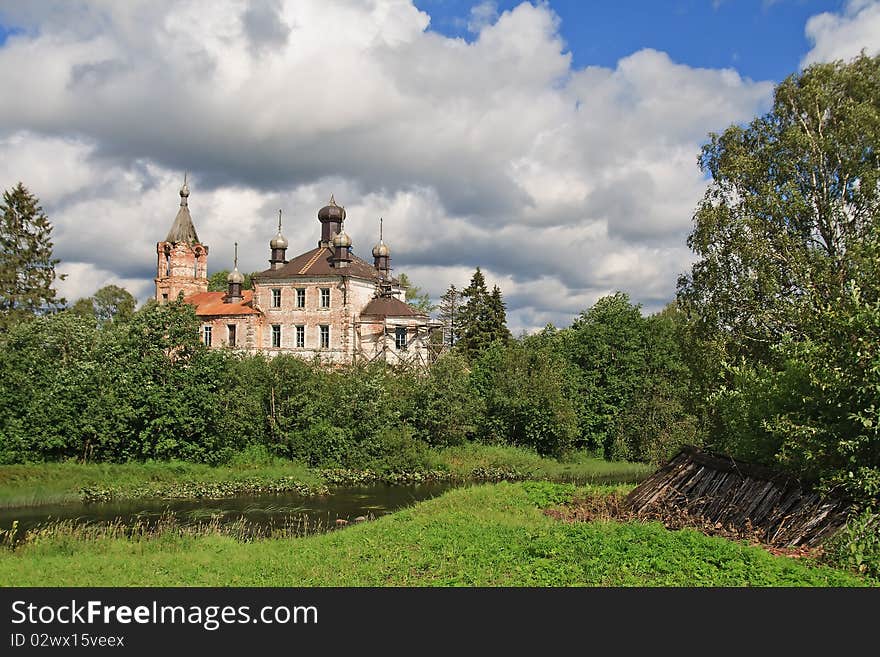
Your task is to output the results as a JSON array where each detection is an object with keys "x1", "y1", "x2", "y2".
[{"x1": 624, "y1": 446, "x2": 850, "y2": 547}]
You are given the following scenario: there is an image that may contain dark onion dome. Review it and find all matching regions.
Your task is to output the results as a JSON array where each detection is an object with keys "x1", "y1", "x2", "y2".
[
  {"x1": 318, "y1": 194, "x2": 346, "y2": 222},
  {"x1": 227, "y1": 266, "x2": 244, "y2": 284},
  {"x1": 270, "y1": 231, "x2": 288, "y2": 249},
  {"x1": 372, "y1": 240, "x2": 390, "y2": 257},
  {"x1": 332, "y1": 230, "x2": 352, "y2": 248}
]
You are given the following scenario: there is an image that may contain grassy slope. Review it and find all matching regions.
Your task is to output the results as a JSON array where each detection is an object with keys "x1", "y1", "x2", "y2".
[
  {"x1": 0, "y1": 459, "x2": 322, "y2": 507},
  {"x1": 0, "y1": 483, "x2": 867, "y2": 586},
  {"x1": 0, "y1": 446, "x2": 652, "y2": 507}
]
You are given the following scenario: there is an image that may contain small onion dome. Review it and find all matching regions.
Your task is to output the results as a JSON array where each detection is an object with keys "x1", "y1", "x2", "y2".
[
  {"x1": 270, "y1": 231, "x2": 288, "y2": 249},
  {"x1": 227, "y1": 267, "x2": 244, "y2": 284},
  {"x1": 180, "y1": 180, "x2": 190, "y2": 199},
  {"x1": 372, "y1": 240, "x2": 390, "y2": 258},
  {"x1": 318, "y1": 194, "x2": 346, "y2": 222},
  {"x1": 332, "y1": 230, "x2": 352, "y2": 248}
]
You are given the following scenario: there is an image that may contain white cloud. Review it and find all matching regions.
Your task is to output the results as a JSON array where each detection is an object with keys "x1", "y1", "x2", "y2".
[
  {"x1": 0, "y1": 1, "x2": 777, "y2": 333},
  {"x1": 802, "y1": 0, "x2": 880, "y2": 66}
]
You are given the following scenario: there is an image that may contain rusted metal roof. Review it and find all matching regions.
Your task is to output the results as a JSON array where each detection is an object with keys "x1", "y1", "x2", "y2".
[
  {"x1": 361, "y1": 295, "x2": 426, "y2": 318},
  {"x1": 185, "y1": 290, "x2": 259, "y2": 316}
]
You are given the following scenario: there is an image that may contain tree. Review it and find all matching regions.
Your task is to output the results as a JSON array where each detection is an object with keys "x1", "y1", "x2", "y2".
[
  {"x1": 488, "y1": 285, "x2": 511, "y2": 342},
  {"x1": 458, "y1": 268, "x2": 510, "y2": 358},
  {"x1": 677, "y1": 54, "x2": 880, "y2": 366},
  {"x1": 0, "y1": 183, "x2": 65, "y2": 331},
  {"x1": 561, "y1": 292, "x2": 647, "y2": 455},
  {"x1": 437, "y1": 284, "x2": 461, "y2": 346},
  {"x1": 397, "y1": 272, "x2": 434, "y2": 314},
  {"x1": 208, "y1": 270, "x2": 255, "y2": 292},
  {"x1": 70, "y1": 285, "x2": 136, "y2": 325},
  {"x1": 676, "y1": 54, "x2": 880, "y2": 497},
  {"x1": 471, "y1": 340, "x2": 578, "y2": 457}
]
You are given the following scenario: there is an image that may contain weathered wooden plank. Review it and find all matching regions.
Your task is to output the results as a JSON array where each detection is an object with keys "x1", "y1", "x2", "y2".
[{"x1": 623, "y1": 447, "x2": 850, "y2": 547}]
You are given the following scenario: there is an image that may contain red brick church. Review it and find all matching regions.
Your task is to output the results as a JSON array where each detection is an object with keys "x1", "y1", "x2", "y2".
[{"x1": 154, "y1": 178, "x2": 436, "y2": 365}]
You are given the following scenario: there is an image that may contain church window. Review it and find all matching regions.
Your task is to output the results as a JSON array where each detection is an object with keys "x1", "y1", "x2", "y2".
[
  {"x1": 272, "y1": 288, "x2": 281, "y2": 308},
  {"x1": 203, "y1": 325, "x2": 212, "y2": 347},
  {"x1": 295, "y1": 325, "x2": 305, "y2": 348},
  {"x1": 319, "y1": 325, "x2": 330, "y2": 349},
  {"x1": 228, "y1": 324, "x2": 236, "y2": 347},
  {"x1": 271, "y1": 324, "x2": 281, "y2": 348},
  {"x1": 395, "y1": 326, "x2": 407, "y2": 350},
  {"x1": 296, "y1": 288, "x2": 306, "y2": 308},
  {"x1": 320, "y1": 288, "x2": 330, "y2": 308}
]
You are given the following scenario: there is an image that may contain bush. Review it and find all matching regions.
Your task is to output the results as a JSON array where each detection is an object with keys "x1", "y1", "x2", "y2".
[{"x1": 825, "y1": 508, "x2": 880, "y2": 579}]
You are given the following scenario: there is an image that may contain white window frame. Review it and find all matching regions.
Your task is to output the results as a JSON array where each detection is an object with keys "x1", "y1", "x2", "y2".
[
  {"x1": 295, "y1": 325, "x2": 305, "y2": 348},
  {"x1": 271, "y1": 288, "x2": 282, "y2": 308},
  {"x1": 319, "y1": 287, "x2": 330, "y2": 309},
  {"x1": 271, "y1": 324, "x2": 281, "y2": 348},
  {"x1": 319, "y1": 325, "x2": 330, "y2": 349},
  {"x1": 296, "y1": 288, "x2": 306, "y2": 308}
]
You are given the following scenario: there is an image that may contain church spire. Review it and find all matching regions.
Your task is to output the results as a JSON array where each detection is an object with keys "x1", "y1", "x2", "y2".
[
  {"x1": 269, "y1": 208, "x2": 288, "y2": 270},
  {"x1": 372, "y1": 216, "x2": 391, "y2": 275},
  {"x1": 165, "y1": 173, "x2": 200, "y2": 243},
  {"x1": 227, "y1": 241, "x2": 244, "y2": 303}
]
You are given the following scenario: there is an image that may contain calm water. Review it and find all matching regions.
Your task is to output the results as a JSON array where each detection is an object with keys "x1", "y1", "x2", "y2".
[{"x1": 0, "y1": 483, "x2": 459, "y2": 538}]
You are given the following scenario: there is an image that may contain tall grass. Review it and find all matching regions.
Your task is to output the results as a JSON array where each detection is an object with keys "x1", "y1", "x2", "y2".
[{"x1": 0, "y1": 483, "x2": 870, "y2": 587}]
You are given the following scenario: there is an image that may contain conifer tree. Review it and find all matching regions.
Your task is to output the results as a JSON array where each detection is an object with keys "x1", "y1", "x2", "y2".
[
  {"x1": 459, "y1": 268, "x2": 509, "y2": 358},
  {"x1": 488, "y1": 284, "x2": 511, "y2": 342},
  {"x1": 437, "y1": 284, "x2": 460, "y2": 346},
  {"x1": 0, "y1": 183, "x2": 65, "y2": 331}
]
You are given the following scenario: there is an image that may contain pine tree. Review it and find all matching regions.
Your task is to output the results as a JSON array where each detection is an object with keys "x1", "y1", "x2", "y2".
[
  {"x1": 0, "y1": 183, "x2": 65, "y2": 331},
  {"x1": 459, "y1": 268, "x2": 509, "y2": 359},
  {"x1": 488, "y1": 284, "x2": 511, "y2": 343},
  {"x1": 437, "y1": 284, "x2": 460, "y2": 346}
]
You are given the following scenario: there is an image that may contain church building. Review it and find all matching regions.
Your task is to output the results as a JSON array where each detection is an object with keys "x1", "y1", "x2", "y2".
[{"x1": 154, "y1": 178, "x2": 435, "y2": 365}]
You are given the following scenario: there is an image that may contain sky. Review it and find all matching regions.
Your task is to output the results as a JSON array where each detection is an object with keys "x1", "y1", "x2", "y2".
[{"x1": 0, "y1": 0, "x2": 878, "y2": 334}]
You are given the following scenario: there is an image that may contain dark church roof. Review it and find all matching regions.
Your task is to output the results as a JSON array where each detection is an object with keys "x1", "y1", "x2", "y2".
[
  {"x1": 164, "y1": 181, "x2": 200, "y2": 244},
  {"x1": 254, "y1": 246, "x2": 395, "y2": 282},
  {"x1": 361, "y1": 295, "x2": 425, "y2": 318}
]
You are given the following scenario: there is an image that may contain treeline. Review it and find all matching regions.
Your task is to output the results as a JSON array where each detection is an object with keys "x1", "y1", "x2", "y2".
[{"x1": 0, "y1": 291, "x2": 692, "y2": 469}]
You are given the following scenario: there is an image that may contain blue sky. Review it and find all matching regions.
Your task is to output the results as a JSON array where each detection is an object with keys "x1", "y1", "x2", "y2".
[
  {"x1": 416, "y1": 0, "x2": 846, "y2": 81},
  {"x1": 0, "y1": 0, "x2": 876, "y2": 330}
]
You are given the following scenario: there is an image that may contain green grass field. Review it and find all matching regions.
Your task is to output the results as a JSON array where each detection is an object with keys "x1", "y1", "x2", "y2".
[
  {"x1": 0, "y1": 482, "x2": 869, "y2": 586},
  {"x1": 0, "y1": 445, "x2": 652, "y2": 507}
]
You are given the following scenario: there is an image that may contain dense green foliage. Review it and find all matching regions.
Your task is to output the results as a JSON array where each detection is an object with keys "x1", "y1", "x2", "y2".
[
  {"x1": 0, "y1": 289, "x2": 690, "y2": 467},
  {"x1": 0, "y1": 183, "x2": 65, "y2": 331},
  {"x1": 524, "y1": 293, "x2": 697, "y2": 462},
  {"x1": 678, "y1": 54, "x2": 880, "y2": 501},
  {"x1": 0, "y1": 483, "x2": 867, "y2": 586},
  {"x1": 69, "y1": 284, "x2": 136, "y2": 325}
]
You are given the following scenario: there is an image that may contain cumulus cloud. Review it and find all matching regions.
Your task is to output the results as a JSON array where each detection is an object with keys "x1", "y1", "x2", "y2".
[
  {"x1": 0, "y1": 0, "x2": 778, "y2": 332},
  {"x1": 802, "y1": 0, "x2": 880, "y2": 66}
]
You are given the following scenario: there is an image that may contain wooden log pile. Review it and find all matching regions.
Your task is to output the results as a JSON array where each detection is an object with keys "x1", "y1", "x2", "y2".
[{"x1": 624, "y1": 446, "x2": 850, "y2": 547}]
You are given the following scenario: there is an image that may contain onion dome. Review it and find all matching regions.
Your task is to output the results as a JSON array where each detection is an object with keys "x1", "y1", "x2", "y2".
[
  {"x1": 372, "y1": 240, "x2": 390, "y2": 257},
  {"x1": 227, "y1": 267, "x2": 244, "y2": 284},
  {"x1": 332, "y1": 230, "x2": 352, "y2": 248},
  {"x1": 318, "y1": 194, "x2": 346, "y2": 223},
  {"x1": 228, "y1": 242, "x2": 244, "y2": 283},
  {"x1": 270, "y1": 208, "x2": 288, "y2": 249}
]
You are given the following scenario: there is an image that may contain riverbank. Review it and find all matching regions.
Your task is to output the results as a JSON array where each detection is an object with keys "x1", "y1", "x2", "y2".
[
  {"x1": 0, "y1": 482, "x2": 870, "y2": 586},
  {"x1": 0, "y1": 445, "x2": 652, "y2": 507}
]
